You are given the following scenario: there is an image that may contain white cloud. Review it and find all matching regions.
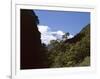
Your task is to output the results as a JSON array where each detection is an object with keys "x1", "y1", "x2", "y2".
[
  {"x1": 68, "y1": 34, "x2": 74, "y2": 39},
  {"x1": 38, "y1": 25, "x2": 73, "y2": 45},
  {"x1": 38, "y1": 25, "x2": 50, "y2": 34}
]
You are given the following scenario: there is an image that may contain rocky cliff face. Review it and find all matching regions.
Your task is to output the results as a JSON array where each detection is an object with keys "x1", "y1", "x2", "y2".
[{"x1": 20, "y1": 9, "x2": 45, "y2": 69}]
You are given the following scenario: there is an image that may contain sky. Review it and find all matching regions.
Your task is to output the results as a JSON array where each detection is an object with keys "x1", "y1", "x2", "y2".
[{"x1": 34, "y1": 10, "x2": 90, "y2": 45}]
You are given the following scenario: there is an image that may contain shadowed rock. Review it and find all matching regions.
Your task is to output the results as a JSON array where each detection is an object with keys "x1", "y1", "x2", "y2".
[{"x1": 20, "y1": 9, "x2": 46, "y2": 69}]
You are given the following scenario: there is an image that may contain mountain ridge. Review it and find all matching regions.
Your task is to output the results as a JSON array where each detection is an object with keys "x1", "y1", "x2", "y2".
[{"x1": 47, "y1": 24, "x2": 90, "y2": 67}]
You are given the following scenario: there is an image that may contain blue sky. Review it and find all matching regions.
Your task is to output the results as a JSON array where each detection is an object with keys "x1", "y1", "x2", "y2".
[
  {"x1": 34, "y1": 10, "x2": 90, "y2": 35},
  {"x1": 34, "y1": 10, "x2": 90, "y2": 44}
]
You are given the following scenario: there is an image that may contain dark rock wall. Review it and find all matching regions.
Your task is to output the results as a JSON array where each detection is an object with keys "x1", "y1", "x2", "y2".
[{"x1": 20, "y1": 9, "x2": 44, "y2": 69}]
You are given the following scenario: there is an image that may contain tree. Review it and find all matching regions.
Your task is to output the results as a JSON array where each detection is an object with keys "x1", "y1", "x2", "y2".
[{"x1": 62, "y1": 32, "x2": 70, "y2": 40}]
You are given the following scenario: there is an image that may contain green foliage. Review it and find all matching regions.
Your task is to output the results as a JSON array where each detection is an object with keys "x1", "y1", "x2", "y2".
[
  {"x1": 46, "y1": 24, "x2": 90, "y2": 67},
  {"x1": 79, "y1": 56, "x2": 90, "y2": 66}
]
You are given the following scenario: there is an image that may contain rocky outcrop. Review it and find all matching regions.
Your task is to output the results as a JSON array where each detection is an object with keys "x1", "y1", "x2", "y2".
[{"x1": 20, "y1": 9, "x2": 45, "y2": 69}]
